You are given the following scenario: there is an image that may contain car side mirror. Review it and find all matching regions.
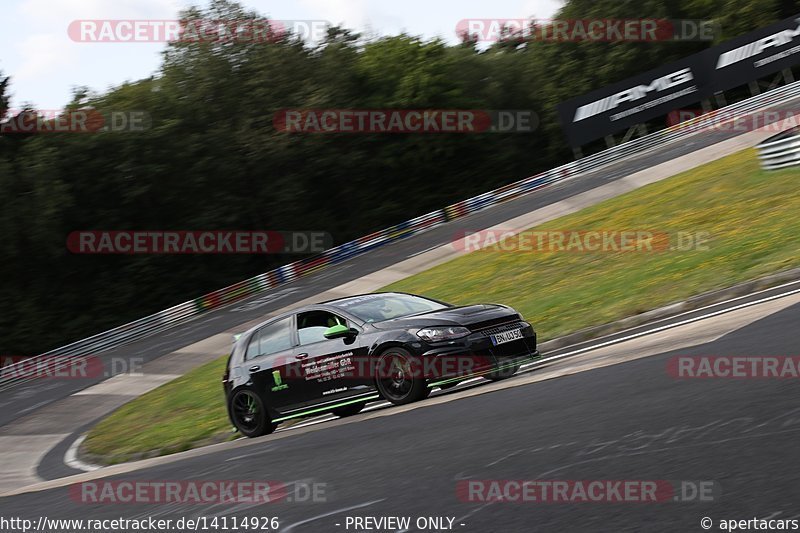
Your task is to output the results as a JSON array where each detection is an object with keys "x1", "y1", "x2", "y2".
[{"x1": 323, "y1": 324, "x2": 357, "y2": 339}]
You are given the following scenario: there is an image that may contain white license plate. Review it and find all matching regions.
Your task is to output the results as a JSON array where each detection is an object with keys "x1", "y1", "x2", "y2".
[{"x1": 491, "y1": 328, "x2": 523, "y2": 345}]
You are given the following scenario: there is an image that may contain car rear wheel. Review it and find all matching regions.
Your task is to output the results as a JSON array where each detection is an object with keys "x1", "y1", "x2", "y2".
[
  {"x1": 374, "y1": 348, "x2": 430, "y2": 405},
  {"x1": 230, "y1": 389, "x2": 277, "y2": 438},
  {"x1": 485, "y1": 364, "x2": 520, "y2": 381},
  {"x1": 331, "y1": 402, "x2": 366, "y2": 418}
]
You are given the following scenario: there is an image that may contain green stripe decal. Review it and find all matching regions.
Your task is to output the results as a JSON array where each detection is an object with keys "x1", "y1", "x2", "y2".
[{"x1": 273, "y1": 394, "x2": 380, "y2": 423}]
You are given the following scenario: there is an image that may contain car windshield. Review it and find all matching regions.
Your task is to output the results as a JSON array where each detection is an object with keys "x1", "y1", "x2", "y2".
[{"x1": 331, "y1": 293, "x2": 449, "y2": 323}]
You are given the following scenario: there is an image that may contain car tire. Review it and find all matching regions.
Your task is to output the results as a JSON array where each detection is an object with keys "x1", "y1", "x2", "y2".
[
  {"x1": 374, "y1": 347, "x2": 431, "y2": 405},
  {"x1": 331, "y1": 402, "x2": 366, "y2": 418},
  {"x1": 485, "y1": 364, "x2": 520, "y2": 381},
  {"x1": 230, "y1": 389, "x2": 277, "y2": 438}
]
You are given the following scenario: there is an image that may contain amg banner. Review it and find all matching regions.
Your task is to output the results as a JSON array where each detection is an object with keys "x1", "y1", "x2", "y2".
[
  {"x1": 557, "y1": 56, "x2": 709, "y2": 146},
  {"x1": 558, "y1": 14, "x2": 800, "y2": 147},
  {"x1": 711, "y1": 15, "x2": 800, "y2": 92}
]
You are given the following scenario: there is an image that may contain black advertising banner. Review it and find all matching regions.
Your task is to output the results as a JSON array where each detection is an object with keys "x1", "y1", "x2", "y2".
[
  {"x1": 710, "y1": 15, "x2": 800, "y2": 93},
  {"x1": 558, "y1": 14, "x2": 800, "y2": 147},
  {"x1": 557, "y1": 55, "x2": 710, "y2": 146}
]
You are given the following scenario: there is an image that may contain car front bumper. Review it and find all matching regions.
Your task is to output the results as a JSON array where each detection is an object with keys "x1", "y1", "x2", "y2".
[{"x1": 417, "y1": 321, "x2": 540, "y2": 385}]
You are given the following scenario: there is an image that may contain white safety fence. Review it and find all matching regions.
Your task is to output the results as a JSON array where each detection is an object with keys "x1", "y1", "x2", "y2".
[{"x1": 757, "y1": 126, "x2": 800, "y2": 169}]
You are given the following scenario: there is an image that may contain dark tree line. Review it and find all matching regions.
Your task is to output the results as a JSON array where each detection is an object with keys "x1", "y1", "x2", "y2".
[{"x1": 2, "y1": 0, "x2": 797, "y2": 355}]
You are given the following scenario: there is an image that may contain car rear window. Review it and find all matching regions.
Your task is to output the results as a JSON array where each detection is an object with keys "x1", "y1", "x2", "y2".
[{"x1": 245, "y1": 317, "x2": 293, "y2": 360}]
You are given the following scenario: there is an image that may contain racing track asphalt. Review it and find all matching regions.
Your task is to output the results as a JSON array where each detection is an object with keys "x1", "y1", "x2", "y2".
[
  {"x1": 3, "y1": 296, "x2": 800, "y2": 532},
  {"x1": 4, "y1": 95, "x2": 800, "y2": 430}
]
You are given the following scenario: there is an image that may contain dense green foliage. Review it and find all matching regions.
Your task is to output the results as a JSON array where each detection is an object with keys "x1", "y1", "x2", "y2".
[{"x1": 2, "y1": 0, "x2": 797, "y2": 355}]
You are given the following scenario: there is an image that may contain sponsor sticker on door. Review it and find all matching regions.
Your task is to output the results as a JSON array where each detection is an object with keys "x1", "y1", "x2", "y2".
[{"x1": 271, "y1": 370, "x2": 289, "y2": 392}]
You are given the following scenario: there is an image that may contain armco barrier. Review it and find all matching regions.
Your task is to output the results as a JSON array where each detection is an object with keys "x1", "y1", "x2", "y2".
[
  {"x1": 756, "y1": 126, "x2": 800, "y2": 170},
  {"x1": 4, "y1": 80, "x2": 800, "y2": 391}
]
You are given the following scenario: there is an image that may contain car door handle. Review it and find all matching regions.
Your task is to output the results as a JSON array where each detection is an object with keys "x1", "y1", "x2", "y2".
[
  {"x1": 249, "y1": 365, "x2": 260, "y2": 372},
  {"x1": 295, "y1": 353, "x2": 308, "y2": 359}
]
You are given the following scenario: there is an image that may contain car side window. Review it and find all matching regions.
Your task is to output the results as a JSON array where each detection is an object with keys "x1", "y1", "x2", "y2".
[
  {"x1": 297, "y1": 310, "x2": 347, "y2": 346},
  {"x1": 245, "y1": 317, "x2": 293, "y2": 360}
]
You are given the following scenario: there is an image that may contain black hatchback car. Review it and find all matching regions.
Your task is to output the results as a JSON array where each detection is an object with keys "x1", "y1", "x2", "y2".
[{"x1": 223, "y1": 292, "x2": 539, "y2": 437}]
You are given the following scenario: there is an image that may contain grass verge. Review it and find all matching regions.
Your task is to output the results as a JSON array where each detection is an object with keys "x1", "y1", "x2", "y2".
[
  {"x1": 83, "y1": 148, "x2": 800, "y2": 463},
  {"x1": 82, "y1": 356, "x2": 234, "y2": 464}
]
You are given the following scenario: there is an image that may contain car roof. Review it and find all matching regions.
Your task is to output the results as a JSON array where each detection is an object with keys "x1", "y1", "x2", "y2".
[{"x1": 318, "y1": 291, "x2": 414, "y2": 305}]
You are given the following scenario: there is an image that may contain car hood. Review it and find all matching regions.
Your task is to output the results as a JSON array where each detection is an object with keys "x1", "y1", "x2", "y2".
[{"x1": 371, "y1": 304, "x2": 520, "y2": 330}]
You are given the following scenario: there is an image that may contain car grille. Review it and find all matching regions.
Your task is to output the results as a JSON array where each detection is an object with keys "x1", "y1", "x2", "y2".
[
  {"x1": 478, "y1": 321, "x2": 525, "y2": 337},
  {"x1": 469, "y1": 315, "x2": 522, "y2": 333}
]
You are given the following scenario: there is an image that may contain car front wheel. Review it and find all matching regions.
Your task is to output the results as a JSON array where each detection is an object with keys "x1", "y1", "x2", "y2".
[{"x1": 374, "y1": 348, "x2": 430, "y2": 405}]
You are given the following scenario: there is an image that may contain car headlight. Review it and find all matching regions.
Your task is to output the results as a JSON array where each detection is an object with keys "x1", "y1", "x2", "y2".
[{"x1": 416, "y1": 326, "x2": 471, "y2": 342}]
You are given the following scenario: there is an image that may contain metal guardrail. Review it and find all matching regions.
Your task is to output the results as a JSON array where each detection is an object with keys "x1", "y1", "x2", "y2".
[
  {"x1": 756, "y1": 126, "x2": 800, "y2": 170},
  {"x1": 4, "y1": 80, "x2": 800, "y2": 389}
]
